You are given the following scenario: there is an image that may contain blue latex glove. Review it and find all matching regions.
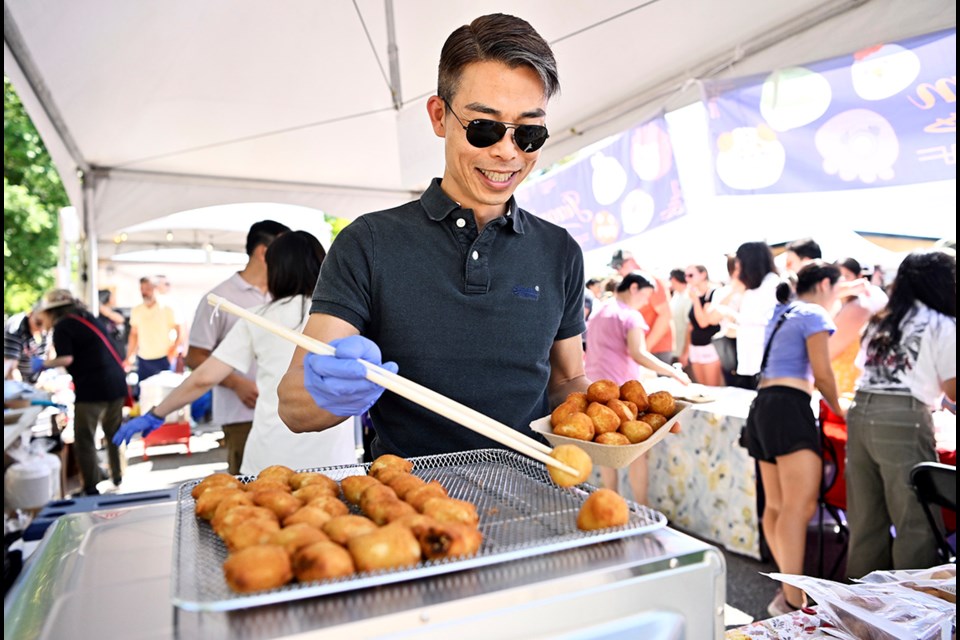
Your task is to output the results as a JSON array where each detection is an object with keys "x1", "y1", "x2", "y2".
[
  {"x1": 303, "y1": 335, "x2": 398, "y2": 417},
  {"x1": 113, "y1": 411, "x2": 164, "y2": 446},
  {"x1": 30, "y1": 356, "x2": 45, "y2": 375}
]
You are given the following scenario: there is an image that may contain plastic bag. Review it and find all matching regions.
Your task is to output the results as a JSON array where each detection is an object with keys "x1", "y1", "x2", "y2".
[
  {"x1": 766, "y1": 572, "x2": 955, "y2": 640},
  {"x1": 856, "y1": 564, "x2": 956, "y2": 605},
  {"x1": 3, "y1": 439, "x2": 55, "y2": 510}
]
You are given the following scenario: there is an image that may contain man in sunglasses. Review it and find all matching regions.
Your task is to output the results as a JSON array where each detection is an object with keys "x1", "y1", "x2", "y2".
[{"x1": 278, "y1": 14, "x2": 590, "y2": 459}]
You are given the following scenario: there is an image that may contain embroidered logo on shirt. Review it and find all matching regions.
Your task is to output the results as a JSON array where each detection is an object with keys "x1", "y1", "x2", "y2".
[{"x1": 513, "y1": 285, "x2": 540, "y2": 300}]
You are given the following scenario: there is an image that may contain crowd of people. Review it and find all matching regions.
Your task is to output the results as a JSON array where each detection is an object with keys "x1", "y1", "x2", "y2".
[
  {"x1": 3, "y1": 12, "x2": 955, "y2": 625},
  {"x1": 581, "y1": 237, "x2": 955, "y2": 615}
]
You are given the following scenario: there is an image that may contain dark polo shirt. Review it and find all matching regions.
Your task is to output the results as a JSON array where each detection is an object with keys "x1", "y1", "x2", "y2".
[{"x1": 312, "y1": 178, "x2": 586, "y2": 457}]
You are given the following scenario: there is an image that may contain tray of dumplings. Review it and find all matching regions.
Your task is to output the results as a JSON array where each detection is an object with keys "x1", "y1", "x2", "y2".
[{"x1": 172, "y1": 448, "x2": 668, "y2": 611}]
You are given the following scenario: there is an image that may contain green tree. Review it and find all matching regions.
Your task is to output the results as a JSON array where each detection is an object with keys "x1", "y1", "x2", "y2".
[{"x1": 4, "y1": 75, "x2": 66, "y2": 314}]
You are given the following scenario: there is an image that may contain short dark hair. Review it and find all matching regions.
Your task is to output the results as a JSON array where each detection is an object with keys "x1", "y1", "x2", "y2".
[
  {"x1": 835, "y1": 257, "x2": 862, "y2": 277},
  {"x1": 265, "y1": 230, "x2": 326, "y2": 300},
  {"x1": 616, "y1": 271, "x2": 654, "y2": 293},
  {"x1": 795, "y1": 261, "x2": 840, "y2": 296},
  {"x1": 246, "y1": 220, "x2": 291, "y2": 256},
  {"x1": 438, "y1": 14, "x2": 559, "y2": 103},
  {"x1": 585, "y1": 278, "x2": 601, "y2": 288},
  {"x1": 785, "y1": 237, "x2": 822, "y2": 261},
  {"x1": 609, "y1": 248, "x2": 632, "y2": 270},
  {"x1": 669, "y1": 268, "x2": 686, "y2": 283}
]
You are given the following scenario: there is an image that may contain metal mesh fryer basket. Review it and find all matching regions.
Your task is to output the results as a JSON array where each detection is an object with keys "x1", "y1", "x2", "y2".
[{"x1": 172, "y1": 448, "x2": 667, "y2": 611}]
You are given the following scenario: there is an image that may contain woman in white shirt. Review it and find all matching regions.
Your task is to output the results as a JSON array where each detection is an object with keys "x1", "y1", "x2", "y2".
[
  {"x1": 114, "y1": 231, "x2": 357, "y2": 474},
  {"x1": 731, "y1": 242, "x2": 780, "y2": 389},
  {"x1": 845, "y1": 249, "x2": 956, "y2": 578}
]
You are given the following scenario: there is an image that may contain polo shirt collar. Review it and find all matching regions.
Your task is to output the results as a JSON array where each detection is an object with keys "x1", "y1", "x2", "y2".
[
  {"x1": 422, "y1": 178, "x2": 525, "y2": 234},
  {"x1": 230, "y1": 271, "x2": 263, "y2": 292}
]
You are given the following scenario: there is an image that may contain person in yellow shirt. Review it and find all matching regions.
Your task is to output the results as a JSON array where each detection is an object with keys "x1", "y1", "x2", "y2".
[{"x1": 126, "y1": 276, "x2": 183, "y2": 397}]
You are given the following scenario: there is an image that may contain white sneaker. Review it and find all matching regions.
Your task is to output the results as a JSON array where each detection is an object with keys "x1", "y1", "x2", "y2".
[
  {"x1": 766, "y1": 590, "x2": 801, "y2": 617},
  {"x1": 766, "y1": 591, "x2": 788, "y2": 617}
]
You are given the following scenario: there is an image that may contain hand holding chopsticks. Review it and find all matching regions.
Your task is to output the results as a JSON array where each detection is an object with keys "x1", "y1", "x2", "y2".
[{"x1": 207, "y1": 295, "x2": 578, "y2": 476}]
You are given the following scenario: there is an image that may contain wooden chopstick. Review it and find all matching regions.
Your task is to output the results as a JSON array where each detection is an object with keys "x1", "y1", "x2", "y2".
[{"x1": 207, "y1": 295, "x2": 577, "y2": 476}]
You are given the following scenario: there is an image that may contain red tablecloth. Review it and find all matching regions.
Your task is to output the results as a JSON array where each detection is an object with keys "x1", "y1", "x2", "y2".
[{"x1": 822, "y1": 411, "x2": 956, "y2": 533}]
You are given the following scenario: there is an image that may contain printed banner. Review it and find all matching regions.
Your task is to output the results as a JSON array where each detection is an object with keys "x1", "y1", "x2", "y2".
[
  {"x1": 704, "y1": 28, "x2": 956, "y2": 194},
  {"x1": 516, "y1": 115, "x2": 686, "y2": 252}
]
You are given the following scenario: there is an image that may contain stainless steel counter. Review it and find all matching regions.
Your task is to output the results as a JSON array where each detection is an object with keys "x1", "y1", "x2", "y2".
[{"x1": 5, "y1": 499, "x2": 726, "y2": 639}]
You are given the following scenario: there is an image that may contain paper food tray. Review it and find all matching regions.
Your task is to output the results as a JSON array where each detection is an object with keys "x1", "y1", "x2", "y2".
[{"x1": 530, "y1": 400, "x2": 692, "y2": 469}]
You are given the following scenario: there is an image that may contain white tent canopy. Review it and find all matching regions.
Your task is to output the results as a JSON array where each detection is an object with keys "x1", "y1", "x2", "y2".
[{"x1": 4, "y1": 0, "x2": 955, "y2": 301}]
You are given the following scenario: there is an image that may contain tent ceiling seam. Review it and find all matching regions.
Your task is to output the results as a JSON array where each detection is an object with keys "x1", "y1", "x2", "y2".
[
  {"x1": 550, "y1": 0, "x2": 665, "y2": 45},
  {"x1": 92, "y1": 166, "x2": 420, "y2": 198}
]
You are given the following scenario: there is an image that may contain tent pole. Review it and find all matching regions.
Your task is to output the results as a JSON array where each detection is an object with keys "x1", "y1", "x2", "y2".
[
  {"x1": 80, "y1": 171, "x2": 99, "y2": 310},
  {"x1": 384, "y1": 0, "x2": 402, "y2": 110}
]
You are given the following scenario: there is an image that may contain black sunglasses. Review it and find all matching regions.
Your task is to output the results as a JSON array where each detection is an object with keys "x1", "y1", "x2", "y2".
[{"x1": 442, "y1": 98, "x2": 549, "y2": 153}]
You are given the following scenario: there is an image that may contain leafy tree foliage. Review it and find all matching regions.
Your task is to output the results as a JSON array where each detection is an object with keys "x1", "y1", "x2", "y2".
[{"x1": 4, "y1": 76, "x2": 66, "y2": 314}]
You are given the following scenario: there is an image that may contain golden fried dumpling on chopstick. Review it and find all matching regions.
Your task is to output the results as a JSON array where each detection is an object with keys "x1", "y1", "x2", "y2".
[{"x1": 547, "y1": 444, "x2": 592, "y2": 487}]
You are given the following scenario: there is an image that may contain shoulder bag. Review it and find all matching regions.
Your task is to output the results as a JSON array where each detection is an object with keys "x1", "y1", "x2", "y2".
[
  {"x1": 739, "y1": 303, "x2": 795, "y2": 448},
  {"x1": 68, "y1": 314, "x2": 135, "y2": 408}
]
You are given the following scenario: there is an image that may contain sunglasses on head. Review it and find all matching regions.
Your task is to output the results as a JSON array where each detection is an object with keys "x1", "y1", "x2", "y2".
[{"x1": 441, "y1": 97, "x2": 549, "y2": 153}]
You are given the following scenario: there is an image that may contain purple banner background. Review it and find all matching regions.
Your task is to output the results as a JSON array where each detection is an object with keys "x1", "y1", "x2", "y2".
[
  {"x1": 704, "y1": 29, "x2": 956, "y2": 195},
  {"x1": 516, "y1": 115, "x2": 686, "y2": 252}
]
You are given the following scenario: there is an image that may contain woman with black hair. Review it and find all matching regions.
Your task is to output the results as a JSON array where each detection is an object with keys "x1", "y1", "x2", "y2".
[
  {"x1": 114, "y1": 231, "x2": 357, "y2": 474},
  {"x1": 845, "y1": 249, "x2": 956, "y2": 578},
  {"x1": 731, "y1": 241, "x2": 780, "y2": 389},
  {"x1": 742, "y1": 261, "x2": 844, "y2": 616}
]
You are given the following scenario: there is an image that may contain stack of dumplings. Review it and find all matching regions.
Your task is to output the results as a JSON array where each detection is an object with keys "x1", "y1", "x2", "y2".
[
  {"x1": 550, "y1": 379, "x2": 677, "y2": 446},
  {"x1": 190, "y1": 454, "x2": 483, "y2": 594}
]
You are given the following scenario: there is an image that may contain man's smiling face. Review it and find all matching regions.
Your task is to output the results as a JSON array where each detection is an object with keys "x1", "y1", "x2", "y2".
[{"x1": 429, "y1": 60, "x2": 547, "y2": 223}]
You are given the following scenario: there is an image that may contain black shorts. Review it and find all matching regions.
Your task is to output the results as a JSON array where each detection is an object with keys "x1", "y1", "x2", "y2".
[{"x1": 744, "y1": 386, "x2": 821, "y2": 463}]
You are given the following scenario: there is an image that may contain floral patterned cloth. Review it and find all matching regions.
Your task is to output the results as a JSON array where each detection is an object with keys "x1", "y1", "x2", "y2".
[
  {"x1": 647, "y1": 386, "x2": 762, "y2": 559},
  {"x1": 726, "y1": 608, "x2": 830, "y2": 639}
]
